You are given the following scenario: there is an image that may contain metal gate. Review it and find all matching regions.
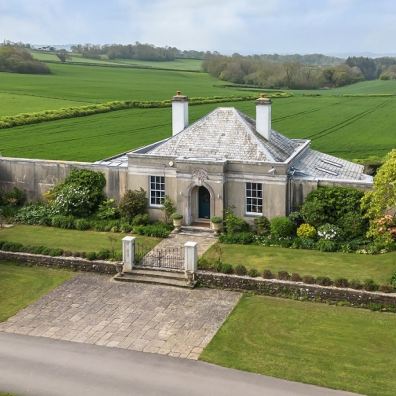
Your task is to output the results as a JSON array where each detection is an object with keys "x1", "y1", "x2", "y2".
[{"x1": 135, "y1": 242, "x2": 184, "y2": 270}]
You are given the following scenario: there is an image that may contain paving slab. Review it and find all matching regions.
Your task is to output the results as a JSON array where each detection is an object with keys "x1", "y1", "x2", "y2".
[{"x1": 0, "y1": 273, "x2": 240, "y2": 359}]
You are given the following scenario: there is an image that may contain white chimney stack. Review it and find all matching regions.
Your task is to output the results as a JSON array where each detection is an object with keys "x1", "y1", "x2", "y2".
[
  {"x1": 172, "y1": 91, "x2": 189, "y2": 135},
  {"x1": 256, "y1": 95, "x2": 272, "y2": 140}
]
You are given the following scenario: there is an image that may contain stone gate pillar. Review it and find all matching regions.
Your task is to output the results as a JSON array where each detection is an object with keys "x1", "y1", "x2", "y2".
[
  {"x1": 184, "y1": 241, "x2": 198, "y2": 274},
  {"x1": 122, "y1": 236, "x2": 135, "y2": 272}
]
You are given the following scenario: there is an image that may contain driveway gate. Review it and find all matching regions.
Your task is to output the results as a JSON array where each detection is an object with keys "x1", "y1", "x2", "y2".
[{"x1": 135, "y1": 242, "x2": 184, "y2": 270}]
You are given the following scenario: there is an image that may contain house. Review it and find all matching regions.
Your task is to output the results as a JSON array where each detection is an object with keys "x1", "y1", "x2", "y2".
[{"x1": 96, "y1": 92, "x2": 373, "y2": 225}]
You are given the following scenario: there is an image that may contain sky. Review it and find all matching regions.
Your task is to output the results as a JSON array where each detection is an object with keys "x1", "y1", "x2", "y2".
[{"x1": 1, "y1": 0, "x2": 396, "y2": 55}]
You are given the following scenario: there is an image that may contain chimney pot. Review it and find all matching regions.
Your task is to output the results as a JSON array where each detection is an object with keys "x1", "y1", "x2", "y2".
[
  {"x1": 256, "y1": 95, "x2": 272, "y2": 140},
  {"x1": 172, "y1": 91, "x2": 189, "y2": 135}
]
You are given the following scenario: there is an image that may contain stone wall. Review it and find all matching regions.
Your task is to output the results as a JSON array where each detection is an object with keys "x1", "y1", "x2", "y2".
[
  {"x1": 0, "y1": 157, "x2": 128, "y2": 201},
  {"x1": 197, "y1": 271, "x2": 396, "y2": 309},
  {"x1": 0, "y1": 250, "x2": 118, "y2": 274}
]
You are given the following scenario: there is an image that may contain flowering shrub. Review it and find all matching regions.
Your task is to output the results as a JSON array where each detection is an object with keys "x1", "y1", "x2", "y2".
[
  {"x1": 317, "y1": 223, "x2": 342, "y2": 241},
  {"x1": 52, "y1": 184, "x2": 92, "y2": 217},
  {"x1": 374, "y1": 215, "x2": 396, "y2": 239},
  {"x1": 297, "y1": 223, "x2": 317, "y2": 239}
]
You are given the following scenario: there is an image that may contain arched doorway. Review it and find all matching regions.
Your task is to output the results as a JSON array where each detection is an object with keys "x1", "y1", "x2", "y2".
[{"x1": 198, "y1": 186, "x2": 210, "y2": 219}]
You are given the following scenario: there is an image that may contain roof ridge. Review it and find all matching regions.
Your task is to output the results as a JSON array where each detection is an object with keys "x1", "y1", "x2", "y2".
[{"x1": 232, "y1": 108, "x2": 276, "y2": 162}]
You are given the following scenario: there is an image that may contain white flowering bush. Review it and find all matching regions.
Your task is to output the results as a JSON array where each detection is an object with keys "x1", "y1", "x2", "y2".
[
  {"x1": 52, "y1": 185, "x2": 92, "y2": 217},
  {"x1": 317, "y1": 223, "x2": 342, "y2": 241}
]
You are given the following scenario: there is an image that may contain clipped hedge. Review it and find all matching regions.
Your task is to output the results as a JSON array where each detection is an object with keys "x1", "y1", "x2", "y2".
[{"x1": 0, "y1": 93, "x2": 290, "y2": 130}]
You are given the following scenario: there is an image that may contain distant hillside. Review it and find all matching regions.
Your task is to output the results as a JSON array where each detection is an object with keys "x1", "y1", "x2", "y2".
[{"x1": 250, "y1": 53, "x2": 343, "y2": 66}]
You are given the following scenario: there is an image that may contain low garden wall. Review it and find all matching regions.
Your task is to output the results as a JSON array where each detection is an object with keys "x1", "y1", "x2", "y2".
[
  {"x1": 196, "y1": 271, "x2": 396, "y2": 311},
  {"x1": 0, "y1": 250, "x2": 118, "y2": 274}
]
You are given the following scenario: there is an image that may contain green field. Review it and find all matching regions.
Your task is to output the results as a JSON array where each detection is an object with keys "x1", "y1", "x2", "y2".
[
  {"x1": 203, "y1": 243, "x2": 396, "y2": 284},
  {"x1": 31, "y1": 50, "x2": 202, "y2": 71},
  {"x1": 0, "y1": 60, "x2": 395, "y2": 162},
  {"x1": 0, "y1": 260, "x2": 73, "y2": 322},
  {"x1": 201, "y1": 294, "x2": 396, "y2": 396},
  {"x1": 0, "y1": 225, "x2": 160, "y2": 254},
  {"x1": 1, "y1": 95, "x2": 394, "y2": 161}
]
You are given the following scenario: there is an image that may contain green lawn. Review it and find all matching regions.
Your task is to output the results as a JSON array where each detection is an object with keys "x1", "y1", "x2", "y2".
[
  {"x1": 0, "y1": 261, "x2": 73, "y2": 322},
  {"x1": 203, "y1": 243, "x2": 396, "y2": 284},
  {"x1": 201, "y1": 294, "x2": 396, "y2": 396},
  {"x1": 0, "y1": 225, "x2": 160, "y2": 254}
]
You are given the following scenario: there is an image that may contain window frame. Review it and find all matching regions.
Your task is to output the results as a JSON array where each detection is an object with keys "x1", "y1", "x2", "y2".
[
  {"x1": 245, "y1": 182, "x2": 263, "y2": 216},
  {"x1": 149, "y1": 175, "x2": 165, "y2": 208}
]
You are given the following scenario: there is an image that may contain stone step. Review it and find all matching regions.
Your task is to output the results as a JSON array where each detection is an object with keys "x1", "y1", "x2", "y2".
[
  {"x1": 179, "y1": 226, "x2": 216, "y2": 238},
  {"x1": 128, "y1": 267, "x2": 187, "y2": 280},
  {"x1": 113, "y1": 272, "x2": 195, "y2": 288}
]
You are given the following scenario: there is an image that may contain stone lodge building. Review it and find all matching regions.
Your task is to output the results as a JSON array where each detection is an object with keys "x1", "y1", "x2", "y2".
[{"x1": 0, "y1": 92, "x2": 373, "y2": 225}]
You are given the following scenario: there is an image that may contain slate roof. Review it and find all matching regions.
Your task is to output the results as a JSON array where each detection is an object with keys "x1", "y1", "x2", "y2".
[
  {"x1": 291, "y1": 149, "x2": 372, "y2": 182},
  {"x1": 147, "y1": 107, "x2": 303, "y2": 162}
]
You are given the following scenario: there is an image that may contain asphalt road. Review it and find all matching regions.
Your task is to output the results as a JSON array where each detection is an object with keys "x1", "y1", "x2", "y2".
[{"x1": 0, "y1": 333, "x2": 358, "y2": 396}]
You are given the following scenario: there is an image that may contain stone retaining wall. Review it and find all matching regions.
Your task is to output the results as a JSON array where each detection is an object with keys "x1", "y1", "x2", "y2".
[
  {"x1": 0, "y1": 250, "x2": 118, "y2": 274},
  {"x1": 196, "y1": 271, "x2": 396, "y2": 309}
]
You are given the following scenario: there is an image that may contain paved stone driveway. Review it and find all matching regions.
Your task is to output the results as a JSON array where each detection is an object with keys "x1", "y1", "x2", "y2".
[{"x1": 0, "y1": 274, "x2": 240, "y2": 359}]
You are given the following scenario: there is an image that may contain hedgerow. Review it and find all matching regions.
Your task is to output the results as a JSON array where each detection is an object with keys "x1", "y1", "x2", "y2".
[{"x1": 0, "y1": 92, "x2": 291, "y2": 130}]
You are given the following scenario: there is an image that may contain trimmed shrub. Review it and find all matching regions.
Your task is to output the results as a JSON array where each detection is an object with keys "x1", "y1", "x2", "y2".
[
  {"x1": 248, "y1": 268, "x2": 260, "y2": 278},
  {"x1": 349, "y1": 279, "x2": 363, "y2": 290},
  {"x1": 171, "y1": 213, "x2": 183, "y2": 220},
  {"x1": 363, "y1": 279, "x2": 379, "y2": 291},
  {"x1": 277, "y1": 271, "x2": 290, "y2": 280},
  {"x1": 96, "y1": 249, "x2": 111, "y2": 260},
  {"x1": 262, "y1": 269, "x2": 274, "y2": 279},
  {"x1": 334, "y1": 278, "x2": 350, "y2": 288},
  {"x1": 132, "y1": 213, "x2": 149, "y2": 226},
  {"x1": 316, "y1": 276, "x2": 333, "y2": 286},
  {"x1": 270, "y1": 217, "x2": 295, "y2": 238},
  {"x1": 234, "y1": 264, "x2": 248, "y2": 276},
  {"x1": 210, "y1": 216, "x2": 223, "y2": 224},
  {"x1": 391, "y1": 272, "x2": 396, "y2": 288},
  {"x1": 317, "y1": 239, "x2": 338, "y2": 252},
  {"x1": 48, "y1": 248, "x2": 63, "y2": 257},
  {"x1": 86, "y1": 251, "x2": 97, "y2": 261},
  {"x1": 379, "y1": 285, "x2": 394, "y2": 293},
  {"x1": 302, "y1": 275, "x2": 316, "y2": 284},
  {"x1": 254, "y1": 216, "x2": 271, "y2": 236},
  {"x1": 119, "y1": 189, "x2": 147, "y2": 221},
  {"x1": 297, "y1": 223, "x2": 317, "y2": 239},
  {"x1": 219, "y1": 232, "x2": 255, "y2": 244},
  {"x1": 291, "y1": 273, "x2": 302, "y2": 282},
  {"x1": 220, "y1": 263, "x2": 234, "y2": 274}
]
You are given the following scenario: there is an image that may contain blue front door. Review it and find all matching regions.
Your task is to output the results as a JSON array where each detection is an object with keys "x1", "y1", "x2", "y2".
[{"x1": 198, "y1": 186, "x2": 210, "y2": 219}]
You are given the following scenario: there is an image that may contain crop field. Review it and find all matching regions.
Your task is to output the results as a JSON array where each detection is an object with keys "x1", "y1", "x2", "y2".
[
  {"x1": 0, "y1": 63, "x2": 237, "y2": 104},
  {"x1": 31, "y1": 50, "x2": 202, "y2": 71},
  {"x1": 1, "y1": 95, "x2": 394, "y2": 162},
  {"x1": 0, "y1": 60, "x2": 395, "y2": 162}
]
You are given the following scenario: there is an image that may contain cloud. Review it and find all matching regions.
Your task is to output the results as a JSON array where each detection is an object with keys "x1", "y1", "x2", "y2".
[{"x1": 0, "y1": 0, "x2": 396, "y2": 54}]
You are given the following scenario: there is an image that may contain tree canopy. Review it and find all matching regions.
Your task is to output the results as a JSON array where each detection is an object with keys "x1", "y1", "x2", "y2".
[{"x1": 0, "y1": 46, "x2": 50, "y2": 74}]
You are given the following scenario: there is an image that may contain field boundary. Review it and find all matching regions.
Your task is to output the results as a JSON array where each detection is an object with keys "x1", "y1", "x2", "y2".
[{"x1": 0, "y1": 93, "x2": 291, "y2": 130}]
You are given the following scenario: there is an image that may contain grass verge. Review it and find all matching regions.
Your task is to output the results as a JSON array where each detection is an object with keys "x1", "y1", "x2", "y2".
[
  {"x1": 200, "y1": 294, "x2": 396, "y2": 396},
  {"x1": 0, "y1": 261, "x2": 73, "y2": 322},
  {"x1": 0, "y1": 225, "x2": 160, "y2": 255},
  {"x1": 203, "y1": 243, "x2": 396, "y2": 284}
]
